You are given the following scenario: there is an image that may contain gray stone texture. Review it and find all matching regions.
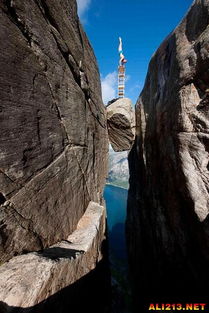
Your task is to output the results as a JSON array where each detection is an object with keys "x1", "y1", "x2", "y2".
[
  {"x1": 126, "y1": 0, "x2": 209, "y2": 308},
  {"x1": 0, "y1": 201, "x2": 109, "y2": 313},
  {"x1": 0, "y1": 0, "x2": 108, "y2": 262},
  {"x1": 107, "y1": 98, "x2": 135, "y2": 152}
]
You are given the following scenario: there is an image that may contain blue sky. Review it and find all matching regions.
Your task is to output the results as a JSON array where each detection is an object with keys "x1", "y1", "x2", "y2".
[{"x1": 77, "y1": 0, "x2": 193, "y2": 104}]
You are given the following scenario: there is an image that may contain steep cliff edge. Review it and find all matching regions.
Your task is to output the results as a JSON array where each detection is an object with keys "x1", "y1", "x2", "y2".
[
  {"x1": 0, "y1": 201, "x2": 109, "y2": 313},
  {"x1": 127, "y1": 0, "x2": 209, "y2": 309},
  {"x1": 0, "y1": 0, "x2": 108, "y2": 261},
  {"x1": 0, "y1": 0, "x2": 109, "y2": 311}
]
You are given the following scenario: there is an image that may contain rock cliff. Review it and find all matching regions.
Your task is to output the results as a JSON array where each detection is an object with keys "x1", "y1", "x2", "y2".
[
  {"x1": 0, "y1": 0, "x2": 108, "y2": 261},
  {"x1": 127, "y1": 0, "x2": 209, "y2": 309},
  {"x1": 0, "y1": 0, "x2": 109, "y2": 311}
]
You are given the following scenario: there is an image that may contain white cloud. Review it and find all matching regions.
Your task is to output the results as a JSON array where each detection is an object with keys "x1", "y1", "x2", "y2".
[
  {"x1": 129, "y1": 82, "x2": 142, "y2": 92},
  {"x1": 77, "y1": 0, "x2": 91, "y2": 22},
  {"x1": 101, "y1": 72, "x2": 117, "y2": 105},
  {"x1": 125, "y1": 74, "x2": 131, "y2": 83}
]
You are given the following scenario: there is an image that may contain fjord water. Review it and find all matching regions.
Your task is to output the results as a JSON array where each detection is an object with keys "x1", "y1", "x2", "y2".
[
  {"x1": 104, "y1": 184, "x2": 132, "y2": 312},
  {"x1": 104, "y1": 184, "x2": 128, "y2": 261}
]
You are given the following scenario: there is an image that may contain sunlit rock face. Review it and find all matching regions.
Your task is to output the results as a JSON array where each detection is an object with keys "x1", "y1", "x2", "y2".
[
  {"x1": 126, "y1": 0, "x2": 209, "y2": 310},
  {"x1": 0, "y1": 0, "x2": 108, "y2": 262},
  {"x1": 106, "y1": 98, "x2": 135, "y2": 152}
]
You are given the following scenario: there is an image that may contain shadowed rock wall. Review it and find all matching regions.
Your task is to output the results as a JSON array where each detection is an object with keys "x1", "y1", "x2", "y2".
[
  {"x1": 127, "y1": 0, "x2": 209, "y2": 310},
  {"x1": 0, "y1": 0, "x2": 108, "y2": 262}
]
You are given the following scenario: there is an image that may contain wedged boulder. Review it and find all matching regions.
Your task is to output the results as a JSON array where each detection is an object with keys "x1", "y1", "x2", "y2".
[
  {"x1": 126, "y1": 0, "x2": 209, "y2": 309},
  {"x1": 0, "y1": 0, "x2": 108, "y2": 262},
  {"x1": 106, "y1": 98, "x2": 135, "y2": 152}
]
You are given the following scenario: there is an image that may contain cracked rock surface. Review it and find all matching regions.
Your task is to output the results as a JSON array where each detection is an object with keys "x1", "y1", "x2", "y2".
[
  {"x1": 107, "y1": 98, "x2": 135, "y2": 152},
  {"x1": 0, "y1": 0, "x2": 108, "y2": 262},
  {"x1": 127, "y1": 0, "x2": 209, "y2": 308}
]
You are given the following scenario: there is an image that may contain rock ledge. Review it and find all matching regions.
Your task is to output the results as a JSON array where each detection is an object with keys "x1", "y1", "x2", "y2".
[{"x1": 0, "y1": 201, "x2": 106, "y2": 311}]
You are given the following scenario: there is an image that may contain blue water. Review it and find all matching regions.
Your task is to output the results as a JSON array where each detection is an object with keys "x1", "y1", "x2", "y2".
[{"x1": 104, "y1": 184, "x2": 128, "y2": 261}]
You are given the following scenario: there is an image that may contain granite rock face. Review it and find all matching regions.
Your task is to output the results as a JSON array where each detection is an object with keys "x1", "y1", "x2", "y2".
[
  {"x1": 0, "y1": 201, "x2": 110, "y2": 313},
  {"x1": 107, "y1": 98, "x2": 135, "y2": 152},
  {"x1": 0, "y1": 0, "x2": 108, "y2": 262},
  {"x1": 127, "y1": 0, "x2": 209, "y2": 309}
]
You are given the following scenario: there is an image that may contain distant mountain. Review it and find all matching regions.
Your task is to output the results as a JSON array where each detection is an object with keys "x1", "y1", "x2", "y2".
[{"x1": 107, "y1": 148, "x2": 129, "y2": 189}]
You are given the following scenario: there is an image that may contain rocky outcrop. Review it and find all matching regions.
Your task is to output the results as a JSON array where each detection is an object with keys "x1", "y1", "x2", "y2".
[
  {"x1": 0, "y1": 201, "x2": 110, "y2": 313},
  {"x1": 127, "y1": 0, "x2": 209, "y2": 310},
  {"x1": 0, "y1": 0, "x2": 108, "y2": 262},
  {"x1": 107, "y1": 98, "x2": 135, "y2": 152}
]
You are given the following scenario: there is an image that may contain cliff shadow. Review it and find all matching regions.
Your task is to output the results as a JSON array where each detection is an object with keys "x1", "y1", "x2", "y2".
[
  {"x1": 0, "y1": 257, "x2": 111, "y2": 313},
  {"x1": 126, "y1": 137, "x2": 209, "y2": 312},
  {"x1": 37, "y1": 246, "x2": 84, "y2": 261},
  {"x1": 109, "y1": 222, "x2": 127, "y2": 262}
]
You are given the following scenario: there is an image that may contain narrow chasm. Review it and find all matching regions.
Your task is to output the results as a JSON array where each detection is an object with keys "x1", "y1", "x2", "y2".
[{"x1": 105, "y1": 97, "x2": 135, "y2": 313}]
